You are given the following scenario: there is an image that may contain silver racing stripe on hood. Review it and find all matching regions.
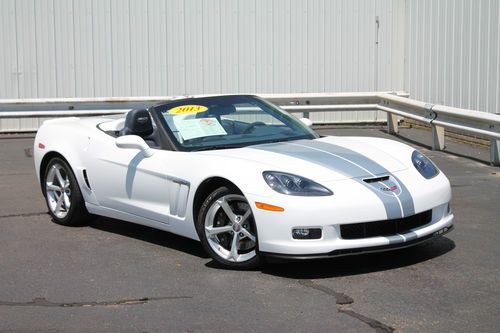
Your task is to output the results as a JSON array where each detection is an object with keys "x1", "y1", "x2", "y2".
[
  {"x1": 252, "y1": 139, "x2": 415, "y2": 219},
  {"x1": 296, "y1": 140, "x2": 415, "y2": 218}
]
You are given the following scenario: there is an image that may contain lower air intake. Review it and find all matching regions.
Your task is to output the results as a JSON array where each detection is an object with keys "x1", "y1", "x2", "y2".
[{"x1": 340, "y1": 210, "x2": 432, "y2": 239}]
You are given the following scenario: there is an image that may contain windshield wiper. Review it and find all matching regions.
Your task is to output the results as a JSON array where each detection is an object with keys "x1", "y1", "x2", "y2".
[
  {"x1": 191, "y1": 136, "x2": 310, "y2": 151},
  {"x1": 192, "y1": 144, "x2": 244, "y2": 152},
  {"x1": 250, "y1": 137, "x2": 309, "y2": 146},
  {"x1": 261, "y1": 138, "x2": 290, "y2": 144}
]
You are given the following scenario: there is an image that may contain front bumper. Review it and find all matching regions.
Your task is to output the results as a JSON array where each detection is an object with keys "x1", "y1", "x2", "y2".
[
  {"x1": 261, "y1": 224, "x2": 453, "y2": 261},
  {"x1": 246, "y1": 167, "x2": 454, "y2": 257},
  {"x1": 252, "y1": 202, "x2": 454, "y2": 256}
]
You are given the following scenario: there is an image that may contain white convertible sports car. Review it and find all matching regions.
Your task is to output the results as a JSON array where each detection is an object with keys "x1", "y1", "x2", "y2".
[{"x1": 34, "y1": 95, "x2": 454, "y2": 269}]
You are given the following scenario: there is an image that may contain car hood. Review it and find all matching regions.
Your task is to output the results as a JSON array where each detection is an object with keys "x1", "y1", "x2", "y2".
[{"x1": 202, "y1": 136, "x2": 409, "y2": 182}]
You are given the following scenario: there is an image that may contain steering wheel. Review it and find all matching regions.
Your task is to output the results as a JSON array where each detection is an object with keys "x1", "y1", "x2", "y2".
[{"x1": 242, "y1": 121, "x2": 266, "y2": 134}]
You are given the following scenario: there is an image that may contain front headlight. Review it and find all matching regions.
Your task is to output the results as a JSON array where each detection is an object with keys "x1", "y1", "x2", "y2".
[
  {"x1": 412, "y1": 150, "x2": 439, "y2": 179},
  {"x1": 263, "y1": 171, "x2": 333, "y2": 196}
]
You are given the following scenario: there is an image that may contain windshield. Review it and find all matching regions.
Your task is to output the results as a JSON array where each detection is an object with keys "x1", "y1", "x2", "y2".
[{"x1": 154, "y1": 95, "x2": 318, "y2": 151}]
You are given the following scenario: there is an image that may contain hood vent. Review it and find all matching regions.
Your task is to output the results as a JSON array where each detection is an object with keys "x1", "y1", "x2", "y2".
[{"x1": 363, "y1": 176, "x2": 389, "y2": 183}]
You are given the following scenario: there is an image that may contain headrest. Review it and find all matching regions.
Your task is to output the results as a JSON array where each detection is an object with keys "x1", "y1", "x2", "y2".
[{"x1": 120, "y1": 109, "x2": 153, "y2": 137}]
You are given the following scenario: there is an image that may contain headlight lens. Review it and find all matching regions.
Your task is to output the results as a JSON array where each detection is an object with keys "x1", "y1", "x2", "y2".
[
  {"x1": 412, "y1": 150, "x2": 439, "y2": 179},
  {"x1": 263, "y1": 171, "x2": 333, "y2": 196}
]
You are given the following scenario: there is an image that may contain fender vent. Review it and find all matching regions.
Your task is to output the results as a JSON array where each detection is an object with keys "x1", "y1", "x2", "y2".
[
  {"x1": 363, "y1": 176, "x2": 389, "y2": 183},
  {"x1": 82, "y1": 169, "x2": 91, "y2": 190}
]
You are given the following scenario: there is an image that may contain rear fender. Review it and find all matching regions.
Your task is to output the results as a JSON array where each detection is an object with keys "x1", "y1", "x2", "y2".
[{"x1": 34, "y1": 124, "x2": 99, "y2": 205}]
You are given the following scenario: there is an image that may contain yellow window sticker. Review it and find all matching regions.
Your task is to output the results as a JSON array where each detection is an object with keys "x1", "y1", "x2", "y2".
[{"x1": 168, "y1": 105, "x2": 208, "y2": 115}]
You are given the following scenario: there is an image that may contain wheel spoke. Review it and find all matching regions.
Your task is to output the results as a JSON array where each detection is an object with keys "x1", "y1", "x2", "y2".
[
  {"x1": 229, "y1": 232, "x2": 240, "y2": 261},
  {"x1": 239, "y1": 209, "x2": 252, "y2": 224},
  {"x1": 218, "y1": 198, "x2": 236, "y2": 221},
  {"x1": 205, "y1": 225, "x2": 233, "y2": 235},
  {"x1": 55, "y1": 168, "x2": 66, "y2": 187},
  {"x1": 54, "y1": 194, "x2": 64, "y2": 214},
  {"x1": 63, "y1": 193, "x2": 71, "y2": 209},
  {"x1": 240, "y1": 228, "x2": 256, "y2": 242},
  {"x1": 46, "y1": 183, "x2": 62, "y2": 192}
]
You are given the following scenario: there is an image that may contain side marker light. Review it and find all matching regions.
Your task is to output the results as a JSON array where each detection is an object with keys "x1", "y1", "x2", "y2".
[{"x1": 255, "y1": 202, "x2": 284, "y2": 212}]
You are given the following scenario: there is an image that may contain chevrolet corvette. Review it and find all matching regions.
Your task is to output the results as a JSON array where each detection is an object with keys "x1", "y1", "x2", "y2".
[{"x1": 34, "y1": 95, "x2": 454, "y2": 269}]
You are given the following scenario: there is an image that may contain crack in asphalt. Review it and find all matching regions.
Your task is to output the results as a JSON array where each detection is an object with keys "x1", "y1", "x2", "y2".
[
  {"x1": 299, "y1": 280, "x2": 354, "y2": 305},
  {"x1": 0, "y1": 296, "x2": 191, "y2": 308},
  {"x1": 0, "y1": 212, "x2": 48, "y2": 219},
  {"x1": 338, "y1": 309, "x2": 395, "y2": 333},
  {"x1": 299, "y1": 280, "x2": 395, "y2": 333}
]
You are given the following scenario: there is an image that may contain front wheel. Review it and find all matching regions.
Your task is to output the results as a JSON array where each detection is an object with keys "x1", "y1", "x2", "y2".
[
  {"x1": 197, "y1": 186, "x2": 261, "y2": 269},
  {"x1": 43, "y1": 157, "x2": 90, "y2": 226}
]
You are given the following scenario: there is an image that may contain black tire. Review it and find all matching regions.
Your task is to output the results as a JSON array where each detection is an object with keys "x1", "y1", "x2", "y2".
[
  {"x1": 42, "y1": 157, "x2": 90, "y2": 226},
  {"x1": 196, "y1": 186, "x2": 261, "y2": 270}
]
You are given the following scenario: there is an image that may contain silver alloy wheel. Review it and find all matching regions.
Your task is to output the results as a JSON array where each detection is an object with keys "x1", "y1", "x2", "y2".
[
  {"x1": 45, "y1": 163, "x2": 71, "y2": 219},
  {"x1": 204, "y1": 194, "x2": 257, "y2": 263}
]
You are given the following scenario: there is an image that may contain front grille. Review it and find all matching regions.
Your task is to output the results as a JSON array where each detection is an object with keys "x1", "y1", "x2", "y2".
[{"x1": 340, "y1": 210, "x2": 433, "y2": 240}]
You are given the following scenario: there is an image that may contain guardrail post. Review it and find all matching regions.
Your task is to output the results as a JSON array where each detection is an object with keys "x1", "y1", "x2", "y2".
[
  {"x1": 387, "y1": 113, "x2": 398, "y2": 134},
  {"x1": 432, "y1": 125, "x2": 445, "y2": 150},
  {"x1": 491, "y1": 139, "x2": 500, "y2": 166}
]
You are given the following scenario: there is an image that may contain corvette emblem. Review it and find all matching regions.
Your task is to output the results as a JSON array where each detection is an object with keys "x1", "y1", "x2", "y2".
[
  {"x1": 371, "y1": 177, "x2": 402, "y2": 196},
  {"x1": 381, "y1": 185, "x2": 398, "y2": 192}
]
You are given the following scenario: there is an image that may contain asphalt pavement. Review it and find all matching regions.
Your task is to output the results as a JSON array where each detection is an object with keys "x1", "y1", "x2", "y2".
[{"x1": 0, "y1": 126, "x2": 499, "y2": 332}]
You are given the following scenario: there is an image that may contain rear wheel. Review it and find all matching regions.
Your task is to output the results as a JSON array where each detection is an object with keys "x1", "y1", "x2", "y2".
[
  {"x1": 197, "y1": 186, "x2": 261, "y2": 269},
  {"x1": 43, "y1": 157, "x2": 90, "y2": 226}
]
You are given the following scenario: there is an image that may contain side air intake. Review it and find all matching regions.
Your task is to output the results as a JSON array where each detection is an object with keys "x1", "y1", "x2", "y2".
[{"x1": 82, "y1": 169, "x2": 91, "y2": 190}]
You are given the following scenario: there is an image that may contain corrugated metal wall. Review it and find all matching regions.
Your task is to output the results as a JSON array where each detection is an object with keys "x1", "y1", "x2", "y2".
[
  {"x1": 0, "y1": 0, "x2": 405, "y2": 123},
  {"x1": 404, "y1": 0, "x2": 500, "y2": 115},
  {"x1": 1, "y1": 0, "x2": 496, "y2": 120}
]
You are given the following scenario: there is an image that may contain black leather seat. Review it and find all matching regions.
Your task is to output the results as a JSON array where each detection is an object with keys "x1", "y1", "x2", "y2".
[{"x1": 120, "y1": 109, "x2": 157, "y2": 147}]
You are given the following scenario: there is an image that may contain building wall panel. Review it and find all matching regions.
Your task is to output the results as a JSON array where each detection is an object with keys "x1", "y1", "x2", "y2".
[
  {"x1": 34, "y1": 0, "x2": 57, "y2": 98},
  {"x1": 91, "y1": 0, "x2": 113, "y2": 97},
  {"x1": 73, "y1": 0, "x2": 95, "y2": 97},
  {"x1": 405, "y1": 0, "x2": 500, "y2": 114},
  {"x1": 15, "y1": 0, "x2": 38, "y2": 98}
]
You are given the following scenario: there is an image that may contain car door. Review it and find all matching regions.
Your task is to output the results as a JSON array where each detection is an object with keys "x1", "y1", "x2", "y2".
[{"x1": 85, "y1": 134, "x2": 183, "y2": 224}]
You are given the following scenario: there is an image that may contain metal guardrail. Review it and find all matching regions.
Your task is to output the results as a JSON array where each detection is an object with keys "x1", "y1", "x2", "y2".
[{"x1": 0, "y1": 91, "x2": 499, "y2": 166}]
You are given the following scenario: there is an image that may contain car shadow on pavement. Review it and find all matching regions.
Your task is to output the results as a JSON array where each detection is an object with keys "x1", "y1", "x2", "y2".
[
  {"x1": 88, "y1": 217, "x2": 210, "y2": 259},
  {"x1": 85, "y1": 216, "x2": 455, "y2": 274},
  {"x1": 261, "y1": 237, "x2": 455, "y2": 279}
]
